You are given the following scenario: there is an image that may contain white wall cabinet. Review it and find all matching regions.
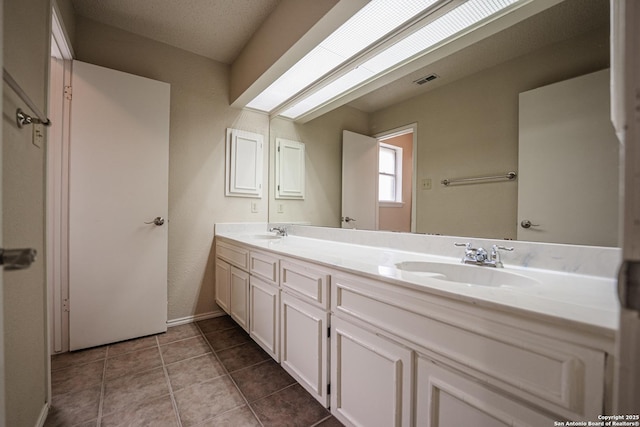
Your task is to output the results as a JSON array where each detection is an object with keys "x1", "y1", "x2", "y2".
[
  {"x1": 225, "y1": 128, "x2": 264, "y2": 198},
  {"x1": 275, "y1": 138, "x2": 305, "y2": 199},
  {"x1": 249, "y1": 276, "x2": 280, "y2": 361}
]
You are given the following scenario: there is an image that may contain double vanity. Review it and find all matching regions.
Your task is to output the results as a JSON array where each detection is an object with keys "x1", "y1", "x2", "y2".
[{"x1": 214, "y1": 223, "x2": 619, "y2": 426}]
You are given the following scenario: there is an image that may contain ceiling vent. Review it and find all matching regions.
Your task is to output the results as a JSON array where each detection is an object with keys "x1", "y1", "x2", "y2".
[{"x1": 413, "y1": 74, "x2": 439, "y2": 85}]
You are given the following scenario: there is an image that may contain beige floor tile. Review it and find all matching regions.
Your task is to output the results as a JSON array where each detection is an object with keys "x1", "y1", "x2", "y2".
[
  {"x1": 51, "y1": 360, "x2": 104, "y2": 396},
  {"x1": 194, "y1": 405, "x2": 260, "y2": 427},
  {"x1": 44, "y1": 384, "x2": 101, "y2": 427},
  {"x1": 216, "y1": 340, "x2": 270, "y2": 373},
  {"x1": 100, "y1": 395, "x2": 178, "y2": 427},
  {"x1": 174, "y1": 376, "x2": 244, "y2": 427},
  {"x1": 196, "y1": 316, "x2": 237, "y2": 334},
  {"x1": 102, "y1": 367, "x2": 170, "y2": 416},
  {"x1": 158, "y1": 323, "x2": 200, "y2": 345},
  {"x1": 160, "y1": 336, "x2": 211, "y2": 365},
  {"x1": 108, "y1": 335, "x2": 158, "y2": 357},
  {"x1": 51, "y1": 347, "x2": 107, "y2": 372},
  {"x1": 203, "y1": 326, "x2": 250, "y2": 351},
  {"x1": 105, "y1": 346, "x2": 163, "y2": 379},
  {"x1": 166, "y1": 353, "x2": 226, "y2": 392},
  {"x1": 251, "y1": 383, "x2": 330, "y2": 427}
]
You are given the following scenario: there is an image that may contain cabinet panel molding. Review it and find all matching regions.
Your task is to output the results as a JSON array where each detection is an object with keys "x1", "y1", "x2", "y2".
[
  {"x1": 250, "y1": 250, "x2": 279, "y2": 285},
  {"x1": 281, "y1": 292, "x2": 329, "y2": 406},
  {"x1": 281, "y1": 258, "x2": 330, "y2": 309},
  {"x1": 332, "y1": 273, "x2": 604, "y2": 419},
  {"x1": 226, "y1": 128, "x2": 264, "y2": 198},
  {"x1": 331, "y1": 317, "x2": 412, "y2": 427},
  {"x1": 216, "y1": 240, "x2": 249, "y2": 270},
  {"x1": 249, "y1": 276, "x2": 280, "y2": 361},
  {"x1": 229, "y1": 266, "x2": 249, "y2": 331}
]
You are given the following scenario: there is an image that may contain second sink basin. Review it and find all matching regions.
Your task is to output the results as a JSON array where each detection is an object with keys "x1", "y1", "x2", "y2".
[{"x1": 395, "y1": 261, "x2": 538, "y2": 287}]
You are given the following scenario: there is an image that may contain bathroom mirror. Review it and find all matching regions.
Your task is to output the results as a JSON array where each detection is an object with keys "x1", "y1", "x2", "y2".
[{"x1": 267, "y1": 0, "x2": 618, "y2": 247}]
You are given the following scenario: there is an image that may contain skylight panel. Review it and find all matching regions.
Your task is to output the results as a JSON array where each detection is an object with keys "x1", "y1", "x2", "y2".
[
  {"x1": 246, "y1": 0, "x2": 441, "y2": 112},
  {"x1": 281, "y1": 0, "x2": 520, "y2": 119}
]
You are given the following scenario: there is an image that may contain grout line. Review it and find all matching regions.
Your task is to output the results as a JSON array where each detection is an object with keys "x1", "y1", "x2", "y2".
[
  {"x1": 310, "y1": 414, "x2": 334, "y2": 427},
  {"x1": 95, "y1": 345, "x2": 109, "y2": 427},
  {"x1": 195, "y1": 321, "x2": 265, "y2": 427},
  {"x1": 157, "y1": 335, "x2": 184, "y2": 427}
]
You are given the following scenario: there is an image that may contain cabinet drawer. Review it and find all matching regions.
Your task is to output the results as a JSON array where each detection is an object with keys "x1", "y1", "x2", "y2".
[
  {"x1": 216, "y1": 240, "x2": 249, "y2": 270},
  {"x1": 250, "y1": 251, "x2": 279, "y2": 285},
  {"x1": 281, "y1": 258, "x2": 330, "y2": 309},
  {"x1": 332, "y1": 273, "x2": 605, "y2": 420}
]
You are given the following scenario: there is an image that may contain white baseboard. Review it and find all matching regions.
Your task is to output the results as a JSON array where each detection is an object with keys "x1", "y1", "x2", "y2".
[
  {"x1": 166, "y1": 310, "x2": 225, "y2": 328},
  {"x1": 35, "y1": 402, "x2": 50, "y2": 427}
]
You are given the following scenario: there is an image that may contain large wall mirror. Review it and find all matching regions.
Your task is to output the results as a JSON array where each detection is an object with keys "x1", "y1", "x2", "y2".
[{"x1": 268, "y1": 0, "x2": 619, "y2": 247}]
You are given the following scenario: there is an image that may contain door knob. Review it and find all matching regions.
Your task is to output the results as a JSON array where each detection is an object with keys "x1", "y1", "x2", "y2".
[
  {"x1": 342, "y1": 217, "x2": 356, "y2": 223},
  {"x1": 520, "y1": 219, "x2": 539, "y2": 229},
  {"x1": 145, "y1": 217, "x2": 165, "y2": 226}
]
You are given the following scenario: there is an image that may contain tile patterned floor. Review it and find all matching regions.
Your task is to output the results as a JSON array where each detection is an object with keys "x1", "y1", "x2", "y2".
[{"x1": 46, "y1": 316, "x2": 344, "y2": 427}]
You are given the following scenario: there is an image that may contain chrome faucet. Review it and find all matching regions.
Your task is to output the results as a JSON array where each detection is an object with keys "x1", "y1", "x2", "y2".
[
  {"x1": 454, "y1": 242, "x2": 513, "y2": 267},
  {"x1": 269, "y1": 226, "x2": 287, "y2": 237}
]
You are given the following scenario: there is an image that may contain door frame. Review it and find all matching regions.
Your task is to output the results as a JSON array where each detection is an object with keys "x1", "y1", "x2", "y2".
[
  {"x1": 374, "y1": 123, "x2": 418, "y2": 233},
  {"x1": 612, "y1": 0, "x2": 640, "y2": 412},
  {"x1": 47, "y1": 4, "x2": 73, "y2": 356},
  {"x1": 0, "y1": 0, "x2": 5, "y2": 423}
]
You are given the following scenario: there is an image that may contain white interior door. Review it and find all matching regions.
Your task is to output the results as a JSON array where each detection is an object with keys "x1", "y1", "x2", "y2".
[
  {"x1": 517, "y1": 69, "x2": 619, "y2": 246},
  {"x1": 69, "y1": 61, "x2": 170, "y2": 350},
  {"x1": 341, "y1": 130, "x2": 378, "y2": 230}
]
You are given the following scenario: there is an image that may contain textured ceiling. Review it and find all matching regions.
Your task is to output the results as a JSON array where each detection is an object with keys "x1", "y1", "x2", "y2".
[{"x1": 71, "y1": 0, "x2": 282, "y2": 64}]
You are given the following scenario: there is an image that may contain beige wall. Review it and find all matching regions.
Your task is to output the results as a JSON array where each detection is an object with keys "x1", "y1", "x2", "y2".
[
  {"x1": 3, "y1": 0, "x2": 51, "y2": 425},
  {"x1": 379, "y1": 132, "x2": 413, "y2": 233},
  {"x1": 370, "y1": 27, "x2": 609, "y2": 240},
  {"x1": 75, "y1": 17, "x2": 270, "y2": 321},
  {"x1": 269, "y1": 105, "x2": 369, "y2": 227}
]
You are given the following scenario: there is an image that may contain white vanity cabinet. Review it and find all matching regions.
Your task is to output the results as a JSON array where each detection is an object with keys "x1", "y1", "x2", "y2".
[
  {"x1": 213, "y1": 235, "x2": 612, "y2": 427},
  {"x1": 280, "y1": 258, "x2": 331, "y2": 407},
  {"x1": 249, "y1": 250, "x2": 280, "y2": 361},
  {"x1": 331, "y1": 316, "x2": 413, "y2": 426},
  {"x1": 331, "y1": 271, "x2": 608, "y2": 427},
  {"x1": 215, "y1": 240, "x2": 249, "y2": 330}
]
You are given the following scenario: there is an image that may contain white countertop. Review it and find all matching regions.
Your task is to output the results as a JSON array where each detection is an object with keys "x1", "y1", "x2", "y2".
[{"x1": 216, "y1": 230, "x2": 620, "y2": 337}]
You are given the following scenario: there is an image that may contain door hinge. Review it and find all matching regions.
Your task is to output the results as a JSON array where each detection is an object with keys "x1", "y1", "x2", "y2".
[
  {"x1": 63, "y1": 298, "x2": 70, "y2": 313},
  {"x1": 64, "y1": 85, "x2": 72, "y2": 100},
  {"x1": 619, "y1": 260, "x2": 640, "y2": 311},
  {"x1": 327, "y1": 384, "x2": 331, "y2": 395}
]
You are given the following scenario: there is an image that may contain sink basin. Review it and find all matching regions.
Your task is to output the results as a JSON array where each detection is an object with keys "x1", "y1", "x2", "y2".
[
  {"x1": 251, "y1": 234, "x2": 282, "y2": 240},
  {"x1": 395, "y1": 261, "x2": 538, "y2": 287}
]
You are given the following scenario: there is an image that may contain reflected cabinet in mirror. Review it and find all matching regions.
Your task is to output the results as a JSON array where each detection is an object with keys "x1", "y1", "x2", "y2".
[{"x1": 268, "y1": 0, "x2": 618, "y2": 247}]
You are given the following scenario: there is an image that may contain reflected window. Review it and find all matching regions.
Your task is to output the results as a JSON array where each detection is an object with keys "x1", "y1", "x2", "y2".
[{"x1": 379, "y1": 143, "x2": 403, "y2": 203}]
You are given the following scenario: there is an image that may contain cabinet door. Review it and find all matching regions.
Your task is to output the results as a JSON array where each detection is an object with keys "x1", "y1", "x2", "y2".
[
  {"x1": 416, "y1": 353, "x2": 556, "y2": 427},
  {"x1": 249, "y1": 276, "x2": 280, "y2": 361},
  {"x1": 229, "y1": 266, "x2": 249, "y2": 332},
  {"x1": 215, "y1": 258, "x2": 231, "y2": 314},
  {"x1": 281, "y1": 292, "x2": 329, "y2": 407},
  {"x1": 331, "y1": 317, "x2": 412, "y2": 427}
]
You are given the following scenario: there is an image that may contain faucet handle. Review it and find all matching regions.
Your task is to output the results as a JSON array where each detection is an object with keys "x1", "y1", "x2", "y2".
[
  {"x1": 454, "y1": 242, "x2": 472, "y2": 249},
  {"x1": 492, "y1": 245, "x2": 514, "y2": 252}
]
